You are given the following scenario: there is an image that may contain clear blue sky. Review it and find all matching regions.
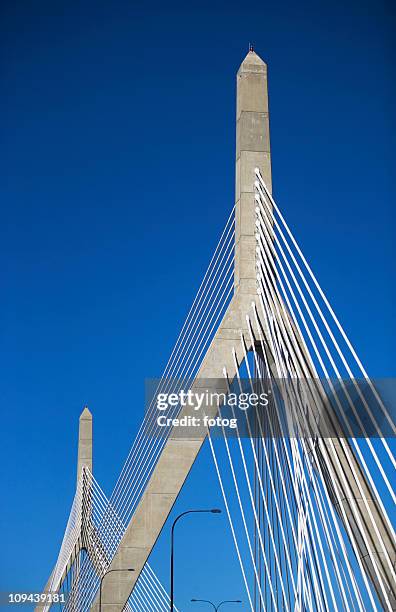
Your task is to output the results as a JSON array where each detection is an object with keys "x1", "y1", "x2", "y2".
[{"x1": 0, "y1": 0, "x2": 394, "y2": 608}]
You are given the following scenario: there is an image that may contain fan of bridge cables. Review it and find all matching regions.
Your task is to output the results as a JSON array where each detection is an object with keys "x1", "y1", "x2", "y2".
[
  {"x1": 48, "y1": 209, "x2": 236, "y2": 610},
  {"x1": 206, "y1": 169, "x2": 395, "y2": 611},
  {"x1": 44, "y1": 466, "x2": 179, "y2": 612}
]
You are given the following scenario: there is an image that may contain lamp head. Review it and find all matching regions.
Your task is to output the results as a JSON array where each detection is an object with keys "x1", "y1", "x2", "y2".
[{"x1": 211, "y1": 508, "x2": 222, "y2": 513}]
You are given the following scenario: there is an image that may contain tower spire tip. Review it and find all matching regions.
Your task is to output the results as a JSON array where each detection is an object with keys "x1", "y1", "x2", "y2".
[{"x1": 80, "y1": 405, "x2": 92, "y2": 419}]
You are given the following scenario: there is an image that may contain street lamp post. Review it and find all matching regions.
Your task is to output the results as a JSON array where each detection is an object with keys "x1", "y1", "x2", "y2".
[
  {"x1": 170, "y1": 509, "x2": 221, "y2": 611},
  {"x1": 191, "y1": 599, "x2": 242, "y2": 611},
  {"x1": 98, "y1": 568, "x2": 134, "y2": 611}
]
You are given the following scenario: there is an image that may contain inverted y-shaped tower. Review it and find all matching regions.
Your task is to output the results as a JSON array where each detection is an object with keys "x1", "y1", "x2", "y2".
[{"x1": 94, "y1": 49, "x2": 395, "y2": 610}]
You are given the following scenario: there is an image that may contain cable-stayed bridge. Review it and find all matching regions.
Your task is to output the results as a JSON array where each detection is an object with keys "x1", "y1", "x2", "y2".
[{"x1": 38, "y1": 49, "x2": 396, "y2": 611}]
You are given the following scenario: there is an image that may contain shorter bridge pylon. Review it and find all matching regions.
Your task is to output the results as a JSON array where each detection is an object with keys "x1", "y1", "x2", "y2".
[
  {"x1": 37, "y1": 407, "x2": 109, "y2": 610},
  {"x1": 77, "y1": 406, "x2": 93, "y2": 482}
]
